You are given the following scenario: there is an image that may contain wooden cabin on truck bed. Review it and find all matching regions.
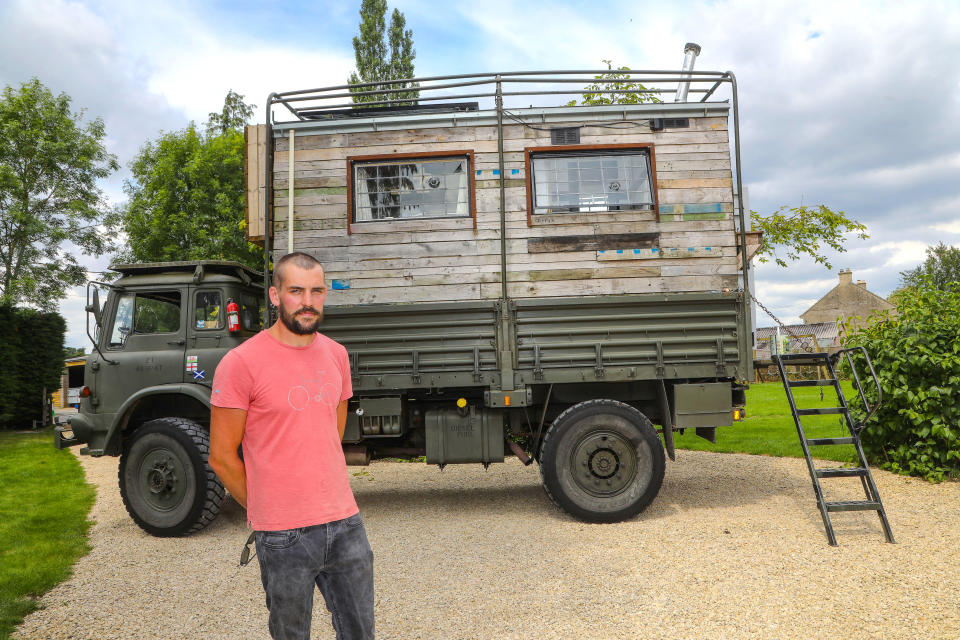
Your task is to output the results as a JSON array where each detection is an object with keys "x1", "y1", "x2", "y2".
[{"x1": 244, "y1": 64, "x2": 758, "y2": 522}]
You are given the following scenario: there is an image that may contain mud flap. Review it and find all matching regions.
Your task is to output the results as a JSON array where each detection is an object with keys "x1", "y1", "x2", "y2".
[{"x1": 656, "y1": 379, "x2": 676, "y2": 461}]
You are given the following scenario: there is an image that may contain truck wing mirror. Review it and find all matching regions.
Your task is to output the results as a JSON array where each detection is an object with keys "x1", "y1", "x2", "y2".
[
  {"x1": 86, "y1": 287, "x2": 102, "y2": 327},
  {"x1": 86, "y1": 281, "x2": 119, "y2": 365}
]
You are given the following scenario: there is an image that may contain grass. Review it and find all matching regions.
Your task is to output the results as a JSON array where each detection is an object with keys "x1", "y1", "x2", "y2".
[
  {"x1": 674, "y1": 381, "x2": 860, "y2": 464},
  {"x1": 0, "y1": 429, "x2": 95, "y2": 640}
]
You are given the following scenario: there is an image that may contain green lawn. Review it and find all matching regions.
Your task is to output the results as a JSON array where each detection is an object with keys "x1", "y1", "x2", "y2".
[
  {"x1": 674, "y1": 381, "x2": 860, "y2": 464},
  {"x1": 0, "y1": 430, "x2": 95, "y2": 640}
]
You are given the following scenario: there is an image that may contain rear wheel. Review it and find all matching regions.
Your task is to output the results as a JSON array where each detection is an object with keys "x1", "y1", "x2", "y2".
[
  {"x1": 539, "y1": 399, "x2": 665, "y2": 523},
  {"x1": 119, "y1": 417, "x2": 224, "y2": 537}
]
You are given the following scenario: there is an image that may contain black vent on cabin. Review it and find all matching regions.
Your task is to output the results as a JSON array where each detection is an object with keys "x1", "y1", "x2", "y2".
[
  {"x1": 550, "y1": 127, "x2": 581, "y2": 144},
  {"x1": 649, "y1": 118, "x2": 690, "y2": 131},
  {"x1": 299, "y1": 102, "x2": 479, "y2": 120}
]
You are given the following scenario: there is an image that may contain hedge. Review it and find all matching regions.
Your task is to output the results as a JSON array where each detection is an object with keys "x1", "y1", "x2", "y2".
[{"x1": 0, "y1": 306, "x2": 66, "y2": 429}]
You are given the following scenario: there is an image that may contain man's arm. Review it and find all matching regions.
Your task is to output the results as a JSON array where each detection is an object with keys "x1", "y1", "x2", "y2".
[
  {"x1": 209, "y1": 406, "x2": 249, "y2": 509},
  {"x1": 337, "y1": 399, "x2": 348, "y2": 441}
]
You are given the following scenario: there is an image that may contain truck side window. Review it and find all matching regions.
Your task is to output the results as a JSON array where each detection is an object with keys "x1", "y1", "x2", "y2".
[
  {"x1": 134, "y1": 292, "x2": 181, "y2": 334},
  {"x1": 109, "y1": 291, "x2": 181, "y2": 347},
  {"x1": 240, "y1": 293, "x2": 263, "y2": 331},
  {"x1": 195, "y1": 291, "x2": 223, "y2": 330}
]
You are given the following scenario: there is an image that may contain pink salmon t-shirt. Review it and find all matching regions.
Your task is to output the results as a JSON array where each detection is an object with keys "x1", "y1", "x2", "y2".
[{"x1": 211, "y1": 330, "x2": 357, "y2": 531}]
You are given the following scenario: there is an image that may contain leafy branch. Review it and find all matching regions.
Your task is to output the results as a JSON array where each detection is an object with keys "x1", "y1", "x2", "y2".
[
  {"x1": 567, "y1": 60, "x2": 662, "y2": 106},
  {"x1": 750, "y1": 205, "x2": 868, "y2": 269}
]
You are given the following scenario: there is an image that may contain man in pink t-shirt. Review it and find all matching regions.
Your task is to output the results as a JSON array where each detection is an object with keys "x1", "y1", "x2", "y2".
[{"x1": 210, "y1": 252, "x2": 373, "y2": 640}]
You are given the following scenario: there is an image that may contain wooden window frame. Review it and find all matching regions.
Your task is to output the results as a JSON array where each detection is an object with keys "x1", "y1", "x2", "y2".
[
  {"x1": 347, "y1": 150, "x2": 477, "y2": 234},
  {"x1": 524, "y1": 143, "x2": 659, "y2": 226}
]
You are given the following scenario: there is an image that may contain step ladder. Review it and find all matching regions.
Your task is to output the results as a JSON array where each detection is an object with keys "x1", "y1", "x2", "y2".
[{"x1": 773, "y1": 348, "x2": 895, "y2": 546}]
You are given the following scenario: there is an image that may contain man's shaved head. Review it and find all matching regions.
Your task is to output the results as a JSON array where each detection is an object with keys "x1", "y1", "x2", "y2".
[{"x1": 273, "y1": 252, "x2": 324, "y2": 288}]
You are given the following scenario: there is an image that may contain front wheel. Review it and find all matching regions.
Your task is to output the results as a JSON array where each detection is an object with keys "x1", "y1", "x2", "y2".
[
  {"x1": 539, "y1": 399, "x2": 665, "y2": 523},
  {"x1": 119, "y1": 417, "x2": 224, "y2": 536}
]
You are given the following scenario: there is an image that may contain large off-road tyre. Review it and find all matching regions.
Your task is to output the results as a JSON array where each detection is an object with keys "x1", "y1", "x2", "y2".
[
  {"x1": 119, "y1": 417, "x2": 224, "y2": 537},
  {"x1": 539, "y1": 399, "x2": 665, "y2": 523}
]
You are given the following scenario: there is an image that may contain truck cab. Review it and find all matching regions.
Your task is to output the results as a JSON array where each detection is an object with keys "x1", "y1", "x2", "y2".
[{"x1": 57, "y1": 261, "x2": 263, "y2": 536}]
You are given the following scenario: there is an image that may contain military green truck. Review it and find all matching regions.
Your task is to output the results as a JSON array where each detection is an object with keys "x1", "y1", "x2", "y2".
[{"x1": 59, "y1": 57, "x2": 759, "y2": 536}]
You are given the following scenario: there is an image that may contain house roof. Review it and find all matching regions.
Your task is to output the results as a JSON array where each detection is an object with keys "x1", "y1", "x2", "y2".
[{"x1": 799, "y1": 270, "x2": 894, "y2": 320}]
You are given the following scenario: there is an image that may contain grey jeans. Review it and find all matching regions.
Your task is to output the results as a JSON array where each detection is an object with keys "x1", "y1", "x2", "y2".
[{"x1": 255, "y1": 512, "x2": 374, "y2": 640}]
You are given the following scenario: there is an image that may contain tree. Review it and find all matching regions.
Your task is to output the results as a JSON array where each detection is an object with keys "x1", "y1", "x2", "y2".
[
  {"x1": 118, "y1": 91, "x2": 263, "y2": 270},
  {"x1": 567, "y1": 61, "x2": 663, "y2": 106},
  {"x1": 348, "y1": 0, "x2": 419, "y2": 106},
  {"x1": 898, "y1": 242, "x2": 960, "y2": 292},
  {"x1": 750, "y1": 205, "x2": 869, "y2": 269},
  {"x1": 206, "y1": 89, "x2": 255, "y2": 137},
  {"x1": 64, "y1": 346, "x2": 85, "y2": 359},
  {"x1": 0, "y1": 78, "x2": 119, "y2": 309}
]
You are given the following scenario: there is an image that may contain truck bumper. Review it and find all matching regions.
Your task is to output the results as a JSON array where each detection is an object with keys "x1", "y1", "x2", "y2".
[
  {"x1": 54, "y1": 425, "x2": 80, "y2": 449},
  {"x1": 55, "y1": 413, "x2": 96, "y2": 450}
]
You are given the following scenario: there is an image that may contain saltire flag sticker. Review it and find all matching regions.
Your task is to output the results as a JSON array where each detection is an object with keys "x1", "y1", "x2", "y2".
[{"x1": 193, "y1": 369, "x2": 206, "y2": 381}]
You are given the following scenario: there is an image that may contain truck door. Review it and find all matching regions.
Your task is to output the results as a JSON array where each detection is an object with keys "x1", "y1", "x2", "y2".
[
  {"x1": 186, "y1": 287, "x2": 235, "y2": 385},
  {"x1": 95, "y1": 289, "x2": 186, "y2": 417}
]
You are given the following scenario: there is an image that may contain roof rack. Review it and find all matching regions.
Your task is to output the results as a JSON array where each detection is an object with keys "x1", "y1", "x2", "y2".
[
  {"x1": 110, "y1": 260, "x2": 263, "y2": 286},
  {"x1": 266, "y1": 69, "x2": 736, "y2": 123}
]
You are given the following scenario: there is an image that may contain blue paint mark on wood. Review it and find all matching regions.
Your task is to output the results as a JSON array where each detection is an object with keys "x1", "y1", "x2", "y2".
[
  {"x1": 331, "y1": 280, "x2": 350, "y2": 290},
  {"x1": 658, "y1": 203, "x2": 725, "y2": 214}
]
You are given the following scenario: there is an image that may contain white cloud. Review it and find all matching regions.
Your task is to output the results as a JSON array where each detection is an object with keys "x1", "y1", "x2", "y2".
[
  {"x1": 868, "y1": 241, "x2": 930, "y2": 266},
  {"x1": 932, "y1": 220, "x2": 960, "y2": 234}
]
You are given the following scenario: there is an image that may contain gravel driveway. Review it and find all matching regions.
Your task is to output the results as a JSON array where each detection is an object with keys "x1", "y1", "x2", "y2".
[{"x1": 15, "y1": 450, "x2": 960, "y2": 639}]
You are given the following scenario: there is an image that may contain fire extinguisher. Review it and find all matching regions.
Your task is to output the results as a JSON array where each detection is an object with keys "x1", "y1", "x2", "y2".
[{"x1": 226, "y1": 298, "x2": 240, "y2": 333}]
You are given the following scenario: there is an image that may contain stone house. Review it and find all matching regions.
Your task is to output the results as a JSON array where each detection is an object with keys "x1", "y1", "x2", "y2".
[{"x1": 800, "y1": 269, "x2": 896, "y2": 325}]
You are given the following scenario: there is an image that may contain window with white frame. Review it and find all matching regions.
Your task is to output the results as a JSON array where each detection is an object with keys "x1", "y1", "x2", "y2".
[
  {"x1": 352, "y1": 155, "x2": 471, "y2": 221},
  {"x1": 530, "y1": 149, "x2": 654, "y2": 214}
]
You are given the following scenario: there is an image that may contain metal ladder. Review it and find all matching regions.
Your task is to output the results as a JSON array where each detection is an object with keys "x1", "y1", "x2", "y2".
[{"x1": 773, "y1": 348, "x2": 895, "y2": 546}]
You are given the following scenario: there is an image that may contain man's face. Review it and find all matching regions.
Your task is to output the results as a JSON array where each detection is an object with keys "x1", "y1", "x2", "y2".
[{"x1": 269, "y1": 264, "x2": 328, "y2": 335}]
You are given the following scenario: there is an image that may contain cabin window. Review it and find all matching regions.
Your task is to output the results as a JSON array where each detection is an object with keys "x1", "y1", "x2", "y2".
[
  {"x1": 351, "y1": 155, "x2": 471, "y2": 221},
  {"x1": 529, "y1": 149, "x2": 654, "y2": 214},
  {"x1": 108, "y1": 291, "x2": 181, "y2": 347},
  {"x1": 194, "y1": 291, "x2": 223, "y2": 330}
]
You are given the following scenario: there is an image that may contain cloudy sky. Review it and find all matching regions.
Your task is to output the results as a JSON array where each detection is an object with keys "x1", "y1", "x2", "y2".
[{"x1": 2, "y1": 0, "x2": 959, "y2": 349}]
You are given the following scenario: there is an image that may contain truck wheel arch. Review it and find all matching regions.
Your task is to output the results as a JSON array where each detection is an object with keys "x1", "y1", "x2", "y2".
[{"x1": 104, "y1": 385, "x2": 212, "y2": 455}]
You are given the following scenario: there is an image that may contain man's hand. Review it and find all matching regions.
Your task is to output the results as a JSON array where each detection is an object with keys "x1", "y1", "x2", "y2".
[{"x1": 210, "y1": 406, "x2": 249, "y2": 509}]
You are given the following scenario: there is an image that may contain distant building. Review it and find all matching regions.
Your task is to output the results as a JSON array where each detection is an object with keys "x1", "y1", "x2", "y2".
[
  {"x1": 800, "y1": 269, "x2": 896, "y2": 325},
  {"x1": 753, "y1": 270, "x2": 895, "y2": 368},
  {"x1": 53, "y1": 356, "x2": 86, "y2": 409}
]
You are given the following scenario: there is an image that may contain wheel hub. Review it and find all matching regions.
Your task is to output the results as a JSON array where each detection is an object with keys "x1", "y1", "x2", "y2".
[
  {"x1": 148, "y1": 457, "x2": 178, "y2": 494},
  {"x1": 588, "y1": 448, "x2": 619, "y2": 479},
  {"x1": 572, "y1": 431, "x2": 638, "y2": 496},
  {"x1": 138, "y1": 448, "x2": 186, "y2": 511}
]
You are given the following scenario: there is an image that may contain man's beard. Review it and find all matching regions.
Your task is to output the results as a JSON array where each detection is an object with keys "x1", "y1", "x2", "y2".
[{"x1": 278, "y1": 302, "x2": 323, "y2": 335}]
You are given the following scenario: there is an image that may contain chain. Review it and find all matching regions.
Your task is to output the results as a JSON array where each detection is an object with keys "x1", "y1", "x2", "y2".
[{"x1": 748, "y1": 291, "x2": 815, "y2": 353}]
